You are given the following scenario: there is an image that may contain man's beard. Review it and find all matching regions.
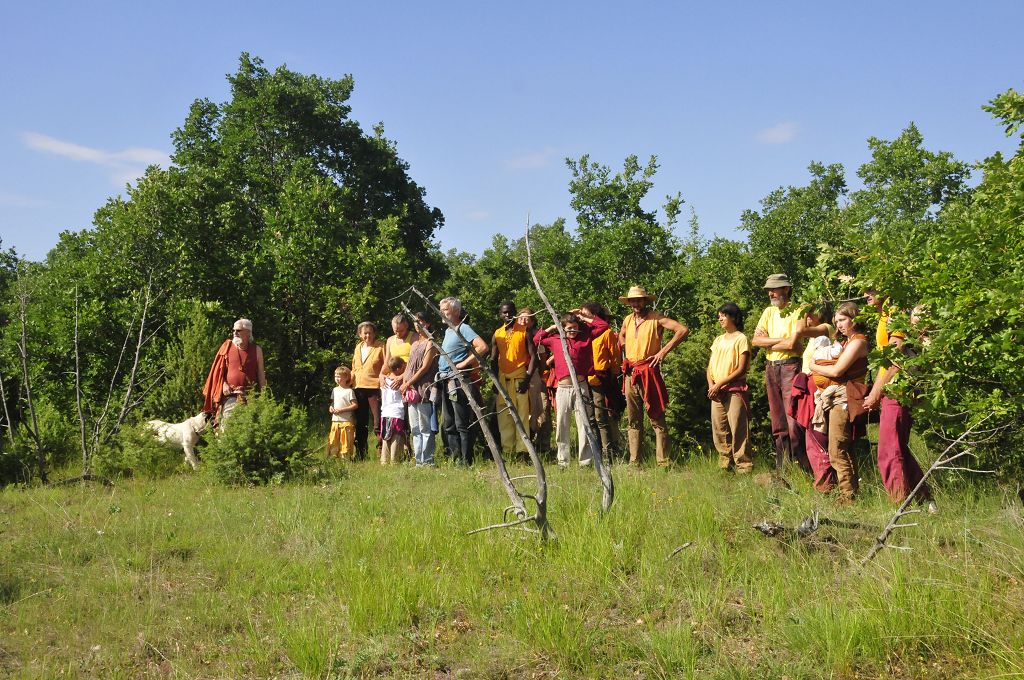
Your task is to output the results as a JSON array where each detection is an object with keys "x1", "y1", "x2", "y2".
[
  {"x1": 770, "y1": 297, "x2": 789, "y2": 308},
  {"x1": 232, "y1": 336, "x2": 245, "y2": 348}
]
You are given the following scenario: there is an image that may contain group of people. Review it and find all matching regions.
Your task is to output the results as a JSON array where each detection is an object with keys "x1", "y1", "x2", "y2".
[
  {"x1": 726, "y1": 273, "x2": 933, "y2": 508},
  {"x1": 323, "y1": 288, "x2": 687, "y2": 469},
  {"x1": 203, "y1": 275, "x2": 934, "y2": 508}
]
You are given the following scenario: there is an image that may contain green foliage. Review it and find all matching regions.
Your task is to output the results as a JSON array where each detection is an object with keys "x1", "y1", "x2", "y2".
[
  {"x1": 840, "y1": 103, "x2": 1022, "y2": 473},
  {"x1": 143, "y1": 299, "x2": 230, "y2": 421},
  {"x1": 739, "y1": 161, "x2": 849, "y2": 305},
  {"x1": 202, "y1": 392, "x2": 313, "y2": 485},
  {"x1": 93, "y1": 422, "x2": 190, "y2": 479}
]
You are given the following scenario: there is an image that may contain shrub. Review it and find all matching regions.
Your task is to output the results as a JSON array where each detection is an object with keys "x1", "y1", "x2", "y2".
[
  {"x1": 202, "y1": 392, "x2": 312, "y2": 485},
  {"x1": 0, "y1": 444, "x2": 34, "y2": 486},
  {"x1": 93, "y1": 423, "x2": 189, "y2": 479}
]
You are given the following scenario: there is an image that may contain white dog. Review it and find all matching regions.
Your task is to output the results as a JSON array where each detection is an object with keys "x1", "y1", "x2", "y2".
[{"x1": 146, "y1": 412, "x2": 209, "y2": 470}]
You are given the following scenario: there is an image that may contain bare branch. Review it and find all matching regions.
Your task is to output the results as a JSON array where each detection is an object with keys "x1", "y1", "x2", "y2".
[
  {"x1": 467, "y1": 515, "x2": 539, "y2": 535},
  {"x1": 666, "y1": 542, "x2": 693, "y2": 560},
  {"x1": 112, "y1": 273, "x2": 154, "y2": 435},
  {"x1": 14, "y1": 268, "x2": 45, "y2": 482},
  {"x1": 0, "y1": 367, "x2": 14, "y2": 446},
  {"x1": 526, "y1": 220, "x2": 614, "y2": 512},
  {"x1": 401, "y1": 295, "x2": 550, "y2": 539},
  {"x1": 73, "y1": 286, "x2": 89, "y2": 474},
  {"x1": 858, "y1": 414, "x2": 995, "y2": 568}
]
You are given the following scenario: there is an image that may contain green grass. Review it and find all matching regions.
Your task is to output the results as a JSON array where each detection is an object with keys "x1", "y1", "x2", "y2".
[{"x1": 1, "y1": 453, "x2": 1023, "y2": 678}]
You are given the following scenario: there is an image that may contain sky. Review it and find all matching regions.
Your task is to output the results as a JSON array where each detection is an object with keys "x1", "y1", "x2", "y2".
[{"x1": 2, "y1": 2, "x2": 1022, "y2": 262}]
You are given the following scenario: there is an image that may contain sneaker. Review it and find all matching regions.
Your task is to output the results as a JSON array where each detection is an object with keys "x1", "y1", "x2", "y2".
[{"x1": 927, "y1": 501, "x2": 938, "y2": 514}]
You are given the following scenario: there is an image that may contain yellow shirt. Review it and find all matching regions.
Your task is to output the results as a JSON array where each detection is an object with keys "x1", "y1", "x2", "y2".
[
  {"x1": 589, "y1": 327, "x2": 622, "y2": 386},
  {"x1": 494, "y1": 322, "x2": 529, "y2": 378},
  {"x1": 755, "y1": 305, "x2": 803, "y2": 362},
  {"x1": 622, "y1": 313, "x2": 662, "y2": 362},
  {"x1": 876, "y1": 311, "x2": 905, "y2": 348},
  {"x1": 709, "y1": 332, "x2": 750, "y2": 384}
]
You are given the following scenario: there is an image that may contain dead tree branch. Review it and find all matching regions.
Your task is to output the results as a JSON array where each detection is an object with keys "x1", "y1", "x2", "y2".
[
  {"x1": 525, "y1": 220, "x2": 614, "y2": 512},
  {"x1": 14, "y1": 268, "x2": 45, "y2": 482},
  {"x1": 0, "y1": 368, "x2": 14, "y2": 447},
  {"x1": 666, "y1": 542, "x2": 693, "y2": 560},
  {"x1": 858, "y1": 414, "x2": 994, "y2": 569},
  {"x1": 73, "y1": 286, "x2": 89, "y2": 474},
  {"x1": 402, "y1": 293, "x2": 552, "y2": 540},
  {"x1": 466, "y1": 515, "x2": 540, "y2": 535}
]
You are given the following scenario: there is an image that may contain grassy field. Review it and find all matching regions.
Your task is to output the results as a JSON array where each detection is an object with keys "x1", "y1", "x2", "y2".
[{"x1": 2, "y1": 450, "x2": 1023, "y2": 679}]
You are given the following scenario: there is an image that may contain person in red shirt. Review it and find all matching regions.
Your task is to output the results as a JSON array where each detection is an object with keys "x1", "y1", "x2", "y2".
[{"x1": 533, "y1": 309, "x2": 608, "y2": 467}]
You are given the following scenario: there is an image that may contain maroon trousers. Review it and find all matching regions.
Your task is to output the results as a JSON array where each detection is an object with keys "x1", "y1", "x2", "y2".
[
  {"x1": 765, "y1": 360, "x2": 806, "y2": 469},
  {"x1": 806, "y1": 427, "x2": 837, "y2": 492},
  {"x1": 877, "y1": 396, "x2": 931, "y2": 503}
]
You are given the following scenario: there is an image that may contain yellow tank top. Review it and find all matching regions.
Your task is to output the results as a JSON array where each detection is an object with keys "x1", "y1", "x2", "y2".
[
  {"x1": 623, "y1": 313, "x2": 661, "y2": 362},
  {"x1": 387, "y1": 334, "x2": 413, "y2": 362}
]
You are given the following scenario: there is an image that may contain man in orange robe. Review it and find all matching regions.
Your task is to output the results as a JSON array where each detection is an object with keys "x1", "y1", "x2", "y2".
[{"x1": 202, "y1": 318, "x2": 267, "y2": 425}]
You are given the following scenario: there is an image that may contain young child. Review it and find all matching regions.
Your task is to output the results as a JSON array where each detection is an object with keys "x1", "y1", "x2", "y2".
[
  {"x1": 328, "y1": 366, "x2": 357, "y2": 460},
  {"x1": 706, "y1": 303, "x2": 752, "y2": 473},
  {"x1": 379, "y1": 356, "x2": 408, "y2": 464}
]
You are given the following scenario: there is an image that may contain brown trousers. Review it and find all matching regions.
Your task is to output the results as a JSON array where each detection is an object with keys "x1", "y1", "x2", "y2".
[
  {"x1": 826, "y1": 405, "x2": 858, "y2": 500},
  {"x1": 710, "y1": 392, "x2": 752, "y2": 472}
]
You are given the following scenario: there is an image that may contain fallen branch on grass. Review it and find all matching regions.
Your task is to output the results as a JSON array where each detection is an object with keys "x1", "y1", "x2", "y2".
[
  {"x1": 50, "y1": 473, "x2": 114, "y2": 487},
  {"x1": 857, "y1": 415, "x2": 996, "y2": 569},
  {"x1": 666, "y1": 542, "x2": 693, "y2": 560}
]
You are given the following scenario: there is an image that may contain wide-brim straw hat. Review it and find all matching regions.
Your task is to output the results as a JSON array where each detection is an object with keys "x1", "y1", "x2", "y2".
[
  {"x1": 618, "y1": 285, "x2": 657, "y2": 304},
  {"x1": 763, "y1": 273, "x2": 792, "y2": 289}
]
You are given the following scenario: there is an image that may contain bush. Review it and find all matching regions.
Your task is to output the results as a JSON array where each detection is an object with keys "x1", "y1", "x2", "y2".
[
  {"x1": 202, "y1": 392, "x2": 312, "y2": 485},
  {"x1": 93, "y1": 423, "x2": 190, "y2": 479},
  {"x1": 0, "y1": 399, "x2": 79, "y2": 485},
  {"x1": 0, "y1": 443, "x2": 34, "y2": 486}
]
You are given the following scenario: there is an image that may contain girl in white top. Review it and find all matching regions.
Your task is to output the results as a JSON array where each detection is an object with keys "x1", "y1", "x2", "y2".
[{"x1": 378, "y1": 357, "x2": 407, "y2": 464}]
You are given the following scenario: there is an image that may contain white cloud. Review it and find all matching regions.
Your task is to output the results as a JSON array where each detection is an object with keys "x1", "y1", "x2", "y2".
[
  {"x1": 21, "y1": 132, "x2": 170, "y2": 186},
  {"x1": 755, "y1": 121, "x2": 799, "y2": 145},
  {"x1": 504, "y1": 147, "x2": 559, "y2": 170}
]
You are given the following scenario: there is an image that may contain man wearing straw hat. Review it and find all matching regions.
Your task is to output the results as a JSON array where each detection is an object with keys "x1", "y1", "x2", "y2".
[
  {"x1": 752, "y1": 273, "x2": 807, "y2": 470},
  {"x1": 618, "y1": 285, "x2": 689, "y2": 466}
]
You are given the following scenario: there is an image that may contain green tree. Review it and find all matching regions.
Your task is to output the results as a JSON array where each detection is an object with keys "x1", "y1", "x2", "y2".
[{"x1": 1, "y1": 54, "x2": 449, "y2": 481}]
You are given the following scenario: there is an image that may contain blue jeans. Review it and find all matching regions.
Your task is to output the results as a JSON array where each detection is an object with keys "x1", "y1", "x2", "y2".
[{"x1": 408, "y1": 401, "x2": 435, "y2": 466}]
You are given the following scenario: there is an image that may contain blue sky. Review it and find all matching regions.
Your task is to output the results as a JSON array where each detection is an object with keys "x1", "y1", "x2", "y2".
[{"x1": 2, "y1": 2, "x2": 1021, "y2": 261}]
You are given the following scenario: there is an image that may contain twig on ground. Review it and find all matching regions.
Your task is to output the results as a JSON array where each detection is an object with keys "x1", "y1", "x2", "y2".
[{"x1": 666, "y1": 542, "x2": 693, "y2": 560}]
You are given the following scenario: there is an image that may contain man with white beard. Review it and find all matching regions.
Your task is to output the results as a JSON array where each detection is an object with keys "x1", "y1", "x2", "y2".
[
  {"x1": 752, "y1": 274, "x2": 807, "y2": 471},
  {"x1": 202, "y1": 318, "x2": 267, "y2": 426}
]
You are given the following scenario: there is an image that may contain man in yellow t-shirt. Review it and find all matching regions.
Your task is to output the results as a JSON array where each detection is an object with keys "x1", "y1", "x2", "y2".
[
  {"x1": 490, "y1": 301, "x2": 535, "y2": 457},
  {"x1": 752, "y1": 273, "x2": 807, "y2": 471}
]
